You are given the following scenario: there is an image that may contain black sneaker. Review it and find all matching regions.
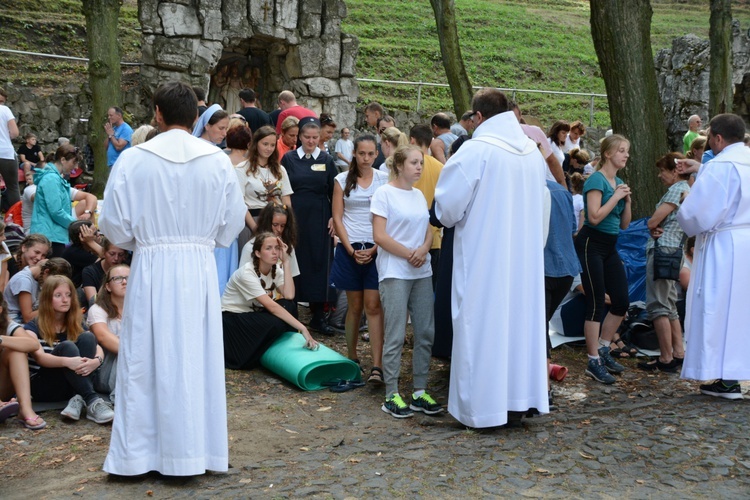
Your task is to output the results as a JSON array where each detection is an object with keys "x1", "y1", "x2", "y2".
[
  {"x1": 410, "y1": 392, "x2": 444, "y2": 415},
  {"x1": 548, "y1": 390, "x2": 557, "y2": 411},
  {"x1": 309, "y1": 318, "x2": 335, "y2": 336},
  {"x1": 598, "y1": 346, "x2": 625, "y2": 374},
  {"x1": 699, "y1": 380, "x2": 743, "y2": 400},
  {"x1": 381, "y1": 394, "x2": 413, "y2": 418}
]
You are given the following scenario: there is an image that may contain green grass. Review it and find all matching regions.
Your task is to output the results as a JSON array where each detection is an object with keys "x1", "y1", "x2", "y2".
[{"x1": 1, "y1": 0, "x2": 749, "y2": 127}]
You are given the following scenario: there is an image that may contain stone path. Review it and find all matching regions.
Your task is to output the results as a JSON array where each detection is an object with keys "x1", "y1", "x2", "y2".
[{"x1": 1, "y1": 339, "x2": 749, "y2": 499}]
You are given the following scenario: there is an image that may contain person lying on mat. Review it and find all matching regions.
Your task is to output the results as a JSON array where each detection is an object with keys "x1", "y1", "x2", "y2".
[{"x1": 221, "y1": 232, "x2": 318, "y2": 370}]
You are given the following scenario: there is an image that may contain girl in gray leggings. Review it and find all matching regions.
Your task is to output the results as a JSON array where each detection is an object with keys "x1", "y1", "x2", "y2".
[{"x1": 370, "y1": 145, "x2": 444, "y2": 419}]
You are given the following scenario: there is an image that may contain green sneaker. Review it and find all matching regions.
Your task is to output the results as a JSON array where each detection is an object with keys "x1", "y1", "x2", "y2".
[
  {"x1": 410, "y1": 392, "x2": 444, "y2": 415},
  {"x1": 381, "y1": 394, "x2": 413, "y2": 419}
]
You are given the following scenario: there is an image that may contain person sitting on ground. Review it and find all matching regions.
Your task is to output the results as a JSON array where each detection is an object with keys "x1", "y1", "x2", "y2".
[
  {"x1": 6, "y1": 233, "x2": 50, "y2": 281},
  {"x1": 88, "y1": 264, "x2": 128, "y2": 404},
  {"x1": 22, "y1": 275, "x2": 114, "y2": 424},
  {"x1": 0, "y1": 293, "x2": 47, "y2": 429},
  {"x1": 676, "y1": 235, "x2": 695, "y2": 326},
  {"x1": 17, "y1": 133, "x2": 44, "y2": 175},
  {"x1": 30, "y1": 145, "x2": 95, "y2": 257},
  {"x1": 276, "y1": 116, "x2": 299, "y2": 159},
  {"x1": 683, "y1": 115, "x2": 701, "y2": 154},
  {"x1": 563, "y1": 121, "x2": 586, "y2": 153},
  {"x1": 4, "y1": 257, "x2": 71, "y2": 323},
  {"x1": 81, "y1": 237, "x2": 126, "y2": 304},
  {"x1": 22, "y1": 165, "x2": 97, "y2": 236},
  {"x1": 638, "y1": 152, "x2": 690, "y2": 373},
  {"x1": 378, "y1": 127, "x2": 409, "y2": 175},
  {"x1": 239, "y1": 203, "x2": 299, "y2": 274},
  {"x1": 62, "y1": 221, "x2": 102, "y2": 288},
  {"x1": 429, "y1": 113, "x2": 458, "y2": 164},
  {"x1": 221, "y1": 233, "x2": 317, "y2": 370}
]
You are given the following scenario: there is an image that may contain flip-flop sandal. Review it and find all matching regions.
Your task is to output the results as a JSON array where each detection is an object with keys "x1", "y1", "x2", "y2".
[
  {"x1": 18, "y1": 414, "x2": 47, "y2": 430},
  {"x1": 367, "y1": 367, "x2": 384, "y2": 385},
  {"x1": 0, "y1": 401, "x2": 19, "y2": 422},
  {"x1": 610, "y1": 338, "x2": 637, "y2": 358},
  {"x1": 329, "y1": 380, "x2": 366, "y2": 393}
]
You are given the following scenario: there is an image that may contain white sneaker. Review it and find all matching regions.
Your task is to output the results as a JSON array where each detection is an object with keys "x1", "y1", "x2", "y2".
[
  {"x1": 86, "y1": 398, "x2": 115, "y2": 424},
  {"x1": 61, "y1": 394, "x2": 85, "y2": 420}
]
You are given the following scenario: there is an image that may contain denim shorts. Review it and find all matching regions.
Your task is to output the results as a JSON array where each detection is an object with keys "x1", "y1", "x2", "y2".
[{"x1": 329, "y1": 242, "x2": 379, "y2": 291}]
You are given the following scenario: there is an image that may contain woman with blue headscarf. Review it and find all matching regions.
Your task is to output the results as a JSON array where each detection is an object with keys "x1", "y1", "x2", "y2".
[{"x1": 193, "y1": 104, "x2": 236, "y2": 294}]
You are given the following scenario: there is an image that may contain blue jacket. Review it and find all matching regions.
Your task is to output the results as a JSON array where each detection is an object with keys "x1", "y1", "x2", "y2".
[
  {"x1": 30, "y1": 164, "x2": 75, "y2": 244},
  {"x1": 544, "y1": 180, "x2": 582, "y2": 278}
]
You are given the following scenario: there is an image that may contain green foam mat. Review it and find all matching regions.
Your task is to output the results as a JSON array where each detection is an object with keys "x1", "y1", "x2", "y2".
[{"x1": 260, "y1": 331, "x2": 361, "y2": 391}]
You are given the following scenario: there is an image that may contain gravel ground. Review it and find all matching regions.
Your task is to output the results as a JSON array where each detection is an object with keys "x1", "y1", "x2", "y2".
[{"x1": 1, "y1": 327, "x2": 749, "y2": 499}]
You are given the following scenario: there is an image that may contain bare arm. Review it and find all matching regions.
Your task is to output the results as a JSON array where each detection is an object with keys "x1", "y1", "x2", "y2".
[
  {"x1": 429, "y1": 139, "x2": 447, "y2": 164},
  {"x1": 18, "y1": 292, "x2": 38, "y2": 323},
  {"x1": 545, "y1": 154, "x2": 566, "y2": 186},
  {"x1": 620, "y1": 196, "x2": 632, "y2": 230},
  {"x1": 90, "y1": 322, "x2": 119, "y2": 354},
  {"x1": 372, "y1": 215, "x2": 413, "y2": 260},
  {"x1": 3, "y1": 328, "x2": 40, "y2": 352},
  {"x1": 79, "y1": 225, "x2": 104, "y2": 258},
  {"x1": 254, "y1": 294, "x2": 317, "y2": 349},
  {"x1": 281, "y1": 194, "x2": 292, "y2": 208},
  {"x1": 245, "y1": 211, "x2": 257, "y2": 232},
  {"x1": 29, "y1": 343, "x2": 83, "y2": 370},
  {"x1": 83, "y1": 286, "x2": 97, "y2": 302},
  {"x1": 73, "y1": 191, "x2": 98, "y2": 217},
  {"x1": 679, "y1": 264, "x2": 691, "y2": 291},
  {"x1": 586, "y1": 185, "x2": 630, "y2": 226},
  {"x1": 332, "y1": 183, "x2": 354, "y2": 256},
  {"x1": 7, "y1": 119, "x2": 19, "y2": 140}
]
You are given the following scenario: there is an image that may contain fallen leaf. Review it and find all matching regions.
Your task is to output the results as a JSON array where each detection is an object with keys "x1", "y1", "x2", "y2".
[
  {"x1": 146, "y1": 490, "x2": 153, "y2": 496},
  {"x1": 300, "y1": 447, "x2": 310, "y2": 451},
  {"x1": 78, "y1": 479, "x2": 88, "y2": 484},
  {"x1": 348, "y1": 458, "x2": 361, "y2": 463},
  {"x1": 67, "y1": 455, "x2": 77, "y2": 463},
  {"x1": 78, "y1": 435, "x2": 102, "y2": 442},
  {"x1": 87, "y1": 467, "x2": 99, "y2": 472},
  {"x1": 535, "y1": 468, "x2": 550, "y2": 474},
  {"x1": 578, "y1": 451, "x2": 595, "y2": 460},
  {"x1": 239, "y1": 478, "x2": 252, "y2": 484},
  {"x1": 76, "y1": 486, "x2": 85, "y2": 492},
  {"x1": 285, "y1": 429, "x2": 298, "y2": 434},
  {"x1": 317, "y1": 407, "x2": 332, "y2": 412},
  {"x1": 636, "y1": 479, "x2": 645, "y2": 484}
]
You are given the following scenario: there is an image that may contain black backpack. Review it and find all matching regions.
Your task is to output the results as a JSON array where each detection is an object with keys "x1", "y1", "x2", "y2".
[{"x1": 619, "y1": 304, "x2": 659, "y2": 351}]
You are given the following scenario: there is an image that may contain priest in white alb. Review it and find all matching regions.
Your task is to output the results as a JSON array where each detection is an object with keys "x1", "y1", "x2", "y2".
[
  {"x1": 676, "y1": 113, "x2": 750, "y2": 400},
  {"x1": 100, "y1": 81, "x2": 246, "y2": 476},
  {"x1": 434, "y1": 88, "x2": 550, "y2": 428}
]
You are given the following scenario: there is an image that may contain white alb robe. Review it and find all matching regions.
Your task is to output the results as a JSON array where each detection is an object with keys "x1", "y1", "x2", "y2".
[
  {"x1": 100, "y1": 129, "x2": 246, "y2": 476},
  {"x1": 435, "y1": 111, "x2": 550, "y2": 428},
  {"x1": 677, "y1": 142, "x2": 750, "y2": 381}
]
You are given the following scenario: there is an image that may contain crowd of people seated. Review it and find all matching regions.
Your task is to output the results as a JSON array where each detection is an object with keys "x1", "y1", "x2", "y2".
[{"x1": 0, "y1": 82, "x2": 745, "y2": 434}]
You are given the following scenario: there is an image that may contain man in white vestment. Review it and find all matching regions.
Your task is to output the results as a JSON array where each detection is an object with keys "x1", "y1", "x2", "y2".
[
  {"x1": 100, "y1": 82, "x2": 246, "y2": 475},
  {"x1": 676, "y1": 113, "x2": 750, "y2": 400},
  {"x1": 435, "y1": 88, "x2": 550, "y2": 428}
]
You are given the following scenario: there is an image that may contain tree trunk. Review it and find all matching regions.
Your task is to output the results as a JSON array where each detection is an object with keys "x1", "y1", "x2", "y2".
[
  {"x1": 709, "y1": 0, "x2": 733, "y2": 116},
  {"x1": 429, "y1": 0, "x2": 473, "y2": 118},
  {"x1": 590, "y1": 0, "x2": 668, "y2": 219},
  {"x1": 82, "y1": 0, "x2": 122, "y2": 197}
]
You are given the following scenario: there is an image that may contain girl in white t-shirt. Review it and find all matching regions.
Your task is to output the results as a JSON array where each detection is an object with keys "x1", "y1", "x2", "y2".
[
  {"x1": 221, "y1": 233, "x2": 317, "y2": 370},
  {"x1": 331, "y1": 134, "x2": 388, "y2": 383},
  {"x1": 87, "y1": 264, "x2": 129, "y2": 399},
  {"x1": 569, "y1": 172, "x2": 585, "y2": 234},
  {"x1": 235, "y1": 126, "x2": 294, "y2": 233},
  {"x1": 371, "y1": 145, "x2": 443, "y2": 419}
]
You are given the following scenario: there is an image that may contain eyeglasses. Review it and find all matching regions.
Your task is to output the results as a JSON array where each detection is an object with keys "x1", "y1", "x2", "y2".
[{"x1": 108, "y1": 275, "x2": 128, "y2": 284}]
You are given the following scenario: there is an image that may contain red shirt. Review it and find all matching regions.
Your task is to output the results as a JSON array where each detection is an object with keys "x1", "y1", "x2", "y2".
[{"x1": 275, "y1": 105, "x2": 317, "y2": 134}]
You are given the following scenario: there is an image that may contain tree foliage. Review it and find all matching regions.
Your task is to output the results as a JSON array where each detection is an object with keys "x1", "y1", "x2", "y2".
[
  {"x1": 82, "y1": 0, "x2": 122, "y2": 197},
  {"x1": 429, "y1": 0, "x2": 473, "y2": 118},
  {"x1": 590, "y1": 0, "x2": 668, "y2": 218}
]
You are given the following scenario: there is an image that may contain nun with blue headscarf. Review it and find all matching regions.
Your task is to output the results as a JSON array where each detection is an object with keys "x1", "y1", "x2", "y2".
[{"x1": 193, "y1": 104, "x2": 236, "y2": 294}]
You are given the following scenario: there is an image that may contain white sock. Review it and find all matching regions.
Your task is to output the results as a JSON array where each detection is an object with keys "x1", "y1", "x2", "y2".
[
  {"x1": 413, "y1": 389, "x2": 425, "y2": 398},
  {"x1": 588, "y1": 354, "x2": 600, "y2": 361},
  {"x1": 598, "y1": 339, "x2": 610, "y2": 349}
]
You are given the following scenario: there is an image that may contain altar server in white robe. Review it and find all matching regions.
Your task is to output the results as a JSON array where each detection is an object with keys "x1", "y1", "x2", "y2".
[
  {"x1": 435, "y1": 88, "x2": 550, "y2": 428},
  {"x1": 100, "y1": 81, "x2": 246, "y2": 476},
  {"x1": 676, "y1": 113, "x2": 750, "y2": 400}
]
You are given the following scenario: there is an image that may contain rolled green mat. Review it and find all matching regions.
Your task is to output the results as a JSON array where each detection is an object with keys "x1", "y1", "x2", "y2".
[{"x1": 260, "y1": 331, "x2": 361, "y2": 391}]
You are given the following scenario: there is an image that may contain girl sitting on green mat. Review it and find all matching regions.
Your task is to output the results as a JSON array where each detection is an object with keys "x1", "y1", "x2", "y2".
[{"x1": 222, "y1": 232, "x2": 318, "y2": 370}]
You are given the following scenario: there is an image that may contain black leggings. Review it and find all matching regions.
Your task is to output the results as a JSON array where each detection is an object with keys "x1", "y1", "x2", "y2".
[
  {"x1": 574, "y1": 226, "x2": 629, "y2": 323},
  {"x1": 0, "y1": 157, "x2": 21, "y2": 212},
  {"x1": 30, "y1": 332, "x2": 99, "y2": 405},
  {"x1": 545, "y1": 275, "x2": 574, "y2": 357}
]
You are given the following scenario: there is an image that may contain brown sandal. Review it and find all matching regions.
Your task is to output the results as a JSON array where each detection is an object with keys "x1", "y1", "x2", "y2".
[{"x1": 367, "y1": 367, "x2": 384, "y2": 385}]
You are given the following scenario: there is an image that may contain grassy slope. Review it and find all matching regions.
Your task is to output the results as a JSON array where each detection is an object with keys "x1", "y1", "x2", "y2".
[
  {"x1": 1, "y1": 0, "x2": 749, "y2": 127},
  {"x1": 344, "y1": 0, "x2": 750, "y2": 127}
]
